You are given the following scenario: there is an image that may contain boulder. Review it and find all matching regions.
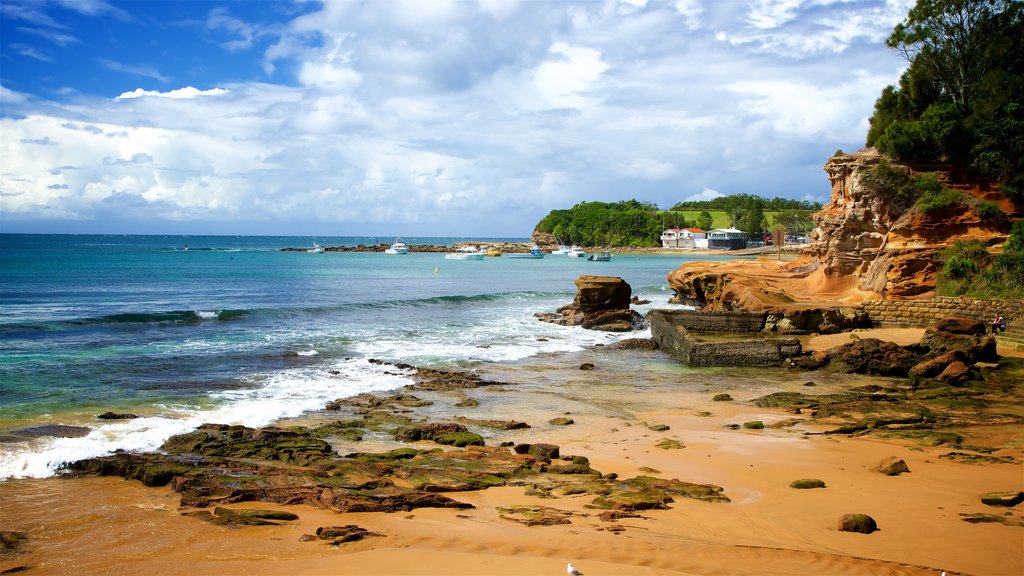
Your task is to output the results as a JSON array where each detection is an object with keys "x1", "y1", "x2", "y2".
[
  {"x1": 316, "y1": 525, "x2": 376, "y2": 543},
  {"x1": 876, "y1": 456, "x2": 910, "y2": 476},
  {"x1": 97, "y1": 412, "x2": 139, "y2": 420},
  {"x1": 838, "y1": 513, "x2": 878, "y2": 534},
  {"x1": 933, "y1": 317, "x2": 987, "y2": 335},
  {"x1": 612, "y1": 338, "x2": 659, "y2": 350},
  {"x1": 909, "y1": 349, "x2": 968, "y2": 378},
  {"x1": 712, "y1": 394, "x2": 734, "y2": 402},
  {"x1": 514, "y1": 443, "x2": 559, "y2": 460},
  {"x1": 920, "y1": 328, "x2": 997, "y2": 363},
  {"x1": 936, "y1": 361, "x2": 972, "y2": 384},
  {"x1": 980, "y1": 491, "x2": 1024, "y2": 507},
  {"x1": 789, "y1": 479, "x2": 826, "y2": 489},
  {"x1": 537, "y1": 276, "x2": 644, "y2": 332}
]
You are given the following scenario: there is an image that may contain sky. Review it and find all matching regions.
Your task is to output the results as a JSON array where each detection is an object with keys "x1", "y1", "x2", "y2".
[{"x1": 0, "y1": 0, "x2": 914, "y2": 237}]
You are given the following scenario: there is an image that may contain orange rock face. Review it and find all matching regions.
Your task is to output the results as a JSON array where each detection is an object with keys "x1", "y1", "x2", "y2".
[{"x1": 667, "y1": 149, "x2": 1011, "y2": 318}]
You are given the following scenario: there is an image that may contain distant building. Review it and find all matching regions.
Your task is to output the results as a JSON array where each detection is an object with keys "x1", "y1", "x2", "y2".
[
  {"x1": 661, "y1": 228, "x2": 707, "y2": 249},
  {"x1": 707, "y1": 228, "x2": 749, "y2": 250}
]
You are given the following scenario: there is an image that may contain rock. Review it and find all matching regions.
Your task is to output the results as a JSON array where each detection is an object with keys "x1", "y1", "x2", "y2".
[
  {"x1": 611, "y1": 338, "x2": 659, "y2": 350},
  {"x1": 0, "y1": 531, "x2": 28, "y2": 553},
  {"x1": 742, "y1": 421, "x2": 764, "y2": 429},
  {"x1": 548, "y1": 417, "x2": 574, "y2": 426},
  {"x1": 838, "y1": 513, "x2": 878, "y2": 534},
  {"x1": 514, "y1": 443, "x2": 559, "y2": 460},
  {"x1": 980, "y1": 491, "x2": 1024, "y2": 507},
  {"x1": 933, "y1": 317, "x2": 987, "y2": 335},
  {"x1": 537, "y1": 276, "x2": 645, "y2": 332},
  {"x1": 818, "y1": 338, "x2": 924, "y2": 376},
  {"x1": 936, "y1": 361, "x2": 972, "y2": 384},
  {"x1": 876, "y1": 456, "x2": 910, "y2": 476},
  {"x1": 920, "y1": 328, "x2": 997, "y2": 363},
  {"x1": 394, "y1": 422, "x2": 468, "y2": 442},
  {"x1": 630, "y1": 296, "x2": 651, "y2": 305},
  {"x1": 789, "y1": 479, "x2": 827, "y2": 489},
  {"x1": 97, "y1": 412, "x2": 139, "y2": 420},
  {"x1": 185, "y1": 507, "x2": 300, "y2": 527},
  {"x1": 712, "y1": 393, "x2": 733, "y2": 402},
  {"x1": 647, "y1": 424, "x2": 670, "y2": 431},
  {"x1": 909, "y1": 350, "x2": 968, "y2": 378},
  {"x1": 655, "y1": 439, "x2": 684, "y2": 450},
  {"x1": 316, "y1": 525, "x2": 376, "y2": 544},
  {"x1": 579, "y1": 363, "x2": 595, "y2": 370},
  {"x1": 0, "y1": 424, "x2": 91, "y2": 443}
]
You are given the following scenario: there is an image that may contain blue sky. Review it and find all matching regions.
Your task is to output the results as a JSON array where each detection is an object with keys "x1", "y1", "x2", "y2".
[{"x1": 1, "y1": 0, "x2": 913, "y2": 237}]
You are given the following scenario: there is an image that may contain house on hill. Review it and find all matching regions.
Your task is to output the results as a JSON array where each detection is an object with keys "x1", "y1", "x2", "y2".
[
  {"x1": 661, "y1": 228, "x2": 707, "y2": 249},
  {"x1": 707, "y1": 228, "x2": 749, "y2": 250}
]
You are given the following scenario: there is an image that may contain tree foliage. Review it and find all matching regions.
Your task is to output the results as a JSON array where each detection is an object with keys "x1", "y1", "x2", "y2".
[
  {"x1": 936, "y1": 220, "x2": 1024, "y2": 297},
  {"x1": 869, "y1": 0, "x2": 1024, "y2": 206},
  {"x1": 536, "y1": 200, "x2": 664, "y2": 247}
]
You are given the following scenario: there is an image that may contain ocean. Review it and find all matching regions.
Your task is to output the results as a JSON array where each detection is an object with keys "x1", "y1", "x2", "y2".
[{"x1": 0, "y1": 234, "x2": 746, "y2": 479}]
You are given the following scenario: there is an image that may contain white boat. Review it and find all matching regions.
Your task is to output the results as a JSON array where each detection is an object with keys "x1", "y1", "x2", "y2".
[
  {"x1": 308, "y1": 242, "x2": 324, "y2": 253},
  {"x1": 444, "y1": 246, "x2": 486, "y2": 260},
  {"x1": 567, "y1": 245, "x2": 586, "y2": 258},
  {"x1": 509, "y1": 245, "x2": 545, "y2": 259},
  {"x1": 385, "y1": 239, "x2": 409, "y2": 254},
  {"x1": 588, "y1": 251, "x2": 612, "y2": 261},
  {"x1": 549, "y1": 234, "x2": 571, "y2": 255}
]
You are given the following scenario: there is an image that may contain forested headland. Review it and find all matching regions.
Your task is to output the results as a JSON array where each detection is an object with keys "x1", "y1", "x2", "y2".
[{"x1": 534, "y1": 196, "x2": 819, "y2": 248}]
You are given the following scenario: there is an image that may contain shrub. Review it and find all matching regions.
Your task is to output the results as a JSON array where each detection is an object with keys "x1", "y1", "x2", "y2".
[
  {"x1": 914, "y1": 173, "x2": 965, "y2": 214},
  {"x1": 975, "y1": 200, "x2": 1009, "y2": 225}
]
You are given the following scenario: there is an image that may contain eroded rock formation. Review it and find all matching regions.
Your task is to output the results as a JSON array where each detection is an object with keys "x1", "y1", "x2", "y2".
[
  {"x1": 536, "y1": 275, "x2": 644, "y2": 331},
  {"x1": 666, "y1": 149, "x2": 1012, "y2": 328}
]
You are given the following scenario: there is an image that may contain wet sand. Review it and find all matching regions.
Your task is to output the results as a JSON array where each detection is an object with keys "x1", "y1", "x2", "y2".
[{"x1": 2, "y1": 329, "x2": 1022, "y2": 575}]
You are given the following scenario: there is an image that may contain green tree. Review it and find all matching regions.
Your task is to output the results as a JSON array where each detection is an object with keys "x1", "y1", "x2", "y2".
[{"x1": 696, "y1": 210, "x2": 713, "y2": 231}]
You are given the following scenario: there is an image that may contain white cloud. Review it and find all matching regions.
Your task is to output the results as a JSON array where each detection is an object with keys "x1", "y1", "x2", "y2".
[
  {"x1": 1, "y1": 0, "x2": 917, "y2": 236},
  {"x1": 686, "y1": 187, "x2": 724, "y2": 202},
  {"x1": 97, "y1": 58, "x2": 171, "y2": 83},
  {"x1": 116, "y1": 87, "x2": 230, "y2": 100}
]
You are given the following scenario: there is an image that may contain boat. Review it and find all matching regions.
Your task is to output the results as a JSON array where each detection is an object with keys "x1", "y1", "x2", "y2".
[
  {"x1": 385, "y1": 238, "x2": 409, "y2": 254},
  {"x1": 307, "y1": 242, "x2": 324, "y2": 253},
  {"x1": 567, "y1": 245, "x2": 586, "y2": 258},
  {"x1": 444, "y1": 246, "x2": 486, "y2": 260},
  {"x1": 508, "y1": 245, "x2": 545, "y2": 259},
  {"x1": 549, "y1": 234, "x2": 571, "y2": 255},
  {"x1": 587, "y1": 251, "x2": 612, "y2": 261},
  {"x1": 484, "y1": 246, "x2": 502, "y2": 257}
]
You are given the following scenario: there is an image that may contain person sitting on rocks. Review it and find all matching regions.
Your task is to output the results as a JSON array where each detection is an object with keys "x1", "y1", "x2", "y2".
[{"x1": 991, "y1": 314, "x2": 1006, "y2": 334}]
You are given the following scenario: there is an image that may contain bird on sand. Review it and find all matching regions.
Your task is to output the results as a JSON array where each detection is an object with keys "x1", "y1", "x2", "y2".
[{"x1": 567, "y1": 562, "x2": 583, "y2": 576}]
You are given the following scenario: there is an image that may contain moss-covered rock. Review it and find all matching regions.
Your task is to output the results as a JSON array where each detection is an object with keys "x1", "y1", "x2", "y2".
[
  {"x1": 789, "y1": 479, "x2": 827, "y2": 489},
  {"x1": 743, "y1": 421, "x2": 764, "y2": 429},
  {"x1": 712, "y1": 393, "x2": 733, "y2": 402},
  {"x1": 548, "y1": 417, "x2": 575, "y2": 426},
  {"x1": 316, "y1": 525, "x2": 377, "y2": 544},
  {"x1": 655, "y1": 439, "x2": 684, "y2": 450},
  {"x1": 838, "y1": 513, "x2": 878, "y2": 534},
  {"x1": 981, "y1": 491, "x2": 1024, "y2": 507},
  {"x1": 433, "y1": 431, "x2": 485, "y2": 447}
]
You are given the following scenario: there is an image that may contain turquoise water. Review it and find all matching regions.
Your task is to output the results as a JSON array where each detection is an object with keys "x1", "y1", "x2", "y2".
[{"x1": 0, "y1": 234, "x2": 745, "y2": 478}]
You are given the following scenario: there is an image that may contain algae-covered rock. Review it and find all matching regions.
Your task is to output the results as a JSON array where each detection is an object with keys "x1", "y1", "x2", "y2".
[
  {"x1": 590, "y1": 475, "x2": 730, "y2": 511},
  {"x1": 316, "y1": 525, "x2": 377, "y2": 543},
  {"x1": 655, "y1": 439, "x2": 684, "y2": 450},
  {"x1": 789, "y1": 479, "x2": 827, "y2": 489},
  {"x1": 161, "y1": 424, "x2": 335, "y2": 467},
  {"x1": 838, "y1": 513, "x2": 878, "y2": 533},
  {"x1": 960, "y1": 513, "x2": 1024, "y2": 527},
  {"x1": 394, "y1": 422, "x2": 469, "y2": 442},
  {"x1": 0, "y1": 531, "x2": 28, "y2": 553},
  {"x1": 548, "y1": 417, "x2": 575, "y2": 426},
  {"x1": 185, "y1": 507, "x2": 300, "y2": 527},
  {"x1": 498, "y1": 505, "x2": 574, "y2": 526},
  {"x1": 876, "y1": 456, "x2": 910, "y2": 476},
  {"x1": 514, "y1": 443, "x2": 560, "y2": 460},
  {"x1": 743, "y1": 421, "x2": 764, "y2": 429},
  {"x1": 647, "y1": 423, "x2": 670, "y2": 431},
  {"x1": 432, "y1": 431, "x2": 485, "y2": 447},
  {"x1": 712, "y1": 393, "x2": 733, "y2": 402},
  {"x1": 981, "y1": 491, "x2": 1024, "y2": 507}
]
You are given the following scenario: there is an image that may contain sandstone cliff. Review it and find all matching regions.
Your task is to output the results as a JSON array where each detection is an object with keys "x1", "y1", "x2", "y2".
[{"x1": 666, "y1": 149, "x2": 1012, "y2": 330}]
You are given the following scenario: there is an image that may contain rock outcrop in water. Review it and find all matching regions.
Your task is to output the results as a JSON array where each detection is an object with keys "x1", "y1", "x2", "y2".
[
  {"x1": 665, "y1": 149, "x2": 1014, "y2": 330},
  {"x1": 536, "y1": 276, "x2": 644, "y2": 332}
]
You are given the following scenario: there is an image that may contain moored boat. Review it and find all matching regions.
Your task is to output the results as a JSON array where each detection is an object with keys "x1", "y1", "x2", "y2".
[
  {"x1": 444, "y1": 246, "x2": 486, "y2": 260},
  {"x1": 567, "y1": 245, "x2": 586, "y2": 258},
  {"x1": 587, "y1": 251, "x2": 612, "y2": 261},
  {"x1": 508, "y1": 246, "x2": 545, "y2": 259},
  {"x1": 307, "y1": 242, "x2": 324, "y2": 253},
  {"x1": 385, "y1": 238, "x2": 409, "y2": 254}
]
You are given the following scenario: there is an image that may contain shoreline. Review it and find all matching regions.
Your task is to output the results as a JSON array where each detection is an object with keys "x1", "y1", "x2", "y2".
[{"x1": 2, "y1": 327, "x2": 1022, "y2": 575}]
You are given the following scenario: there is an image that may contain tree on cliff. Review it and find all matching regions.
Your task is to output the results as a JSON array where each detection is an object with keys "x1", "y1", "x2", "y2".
[{"x1": 868, "y1": 0, "x2": 1024, "y2": 205}]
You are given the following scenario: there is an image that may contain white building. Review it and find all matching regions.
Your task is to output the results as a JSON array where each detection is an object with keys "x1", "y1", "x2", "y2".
[{"x1": 660, "y1": 228, "x2": 707, "y2": 249}]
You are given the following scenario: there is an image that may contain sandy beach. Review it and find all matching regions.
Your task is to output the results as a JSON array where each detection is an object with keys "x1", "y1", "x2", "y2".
[{"x1": 2, "y1": 328, "x2": 1022, "y2": 576}]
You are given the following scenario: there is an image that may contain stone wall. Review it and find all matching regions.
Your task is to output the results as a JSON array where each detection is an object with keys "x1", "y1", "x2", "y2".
[
  {"x1": 646, "y1": 309, "x2": 767, "y2": 332},
  {"x1": 863, "y1": 297, "x2": 1024, "y2": 340},
  {"x1": 648, "y1": 310, "x2": 802, "y2": 367}
]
